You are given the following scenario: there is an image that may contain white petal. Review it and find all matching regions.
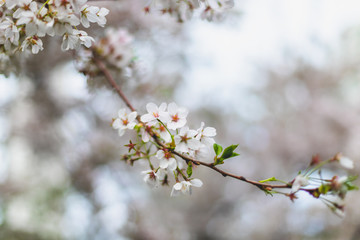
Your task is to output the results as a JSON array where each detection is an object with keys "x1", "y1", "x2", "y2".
[
  {"x1": 159, "y1": 102, "x2": 167, "y2": 112},
  {"x1": 140, "y1": 113, "x2": 155, "y2": 123},
  {"x1": 146, "y1": 102, "x2": 158, "y2": 114},
  {"x1": 128, "y1": 111, "x2": 138, "y2": 121},
  {"x1": 112, "y1": 118, "x2": 121, "y2": 129},
  {"x1": 174, "y1": 182, "x2": 182, "y2": 190},
  {"x1": 155, "y1": 150, "x2": 164, "y2": 159},
  {"x1": 127, "y1": 122, "x2": 136, "y2": 129},
  {"x1": 175, "y1": 142, "x2": 189, "y2": 153},
  {"x1": 117, "y1": 108, "x2": 126, "y2": 117},
  {"x1": 168, "y1": 102, "x2": 177, "y2": 114},
  {"x1": 291, "y1": 175, "x2": 309, "y2": 193},
  {"x1": 98, "y1": 7, "x2": 109, "y2": 17},
  {"x1": 159, "y1": 159, "x2": 169, "y2": 169},
  {"x1": 190, "y1": 178, "x2": 203, "y2": 187},
  {"x1": 171, "y1": 187, "x2": 179, "y2": 197},
  {"x1": 187, "y1": 129, "x2": 198, "y2": 138},
  {"x1": 177, "y1": 108, "x2": 188, "y2": 118},
  {"x1": 339, "y1": 156, "x2": 354, "y2": 169},
  {"x1": 167, "y1": 158, "x2": 177, "y2": 171},
  {"x1": 179, "y1": 126, "x2": 189, "y2": 136},
  {"x1": 158, "y1": 112, "x2": 171, "y2": 123},
  {"x1": 142, "y1": 132, "x2": 150, "y2": 142},
  {"x1": 203, "y1": 127, "x2": 216, "y2": 137}
]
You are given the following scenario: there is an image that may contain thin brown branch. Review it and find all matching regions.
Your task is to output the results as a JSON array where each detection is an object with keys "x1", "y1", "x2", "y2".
[
  {"x1": 92, "y1": 56, "x2": 136, "y2": 112},
  {"x1": 93, "y1": 55, "x2": 292, "y2": 191}
]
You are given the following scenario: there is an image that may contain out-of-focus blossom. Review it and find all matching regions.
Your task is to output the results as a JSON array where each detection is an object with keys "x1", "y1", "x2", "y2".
[
  {"x1": 291, "y1": 175, "x2": 309, "y2": 193},
  {"x1": 170, "y1": 179, "x2": 203, "y2": 196}
]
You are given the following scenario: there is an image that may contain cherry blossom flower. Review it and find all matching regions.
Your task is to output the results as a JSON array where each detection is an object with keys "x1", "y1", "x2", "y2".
[
  {"x1": 156, "y1": 149, "x2": 177, "y2": 171},
  {"x1": 0, "y1": 17, "x2": 19, "y2": 50},
  {"x1": 140, "y1": 125, "x2": 152, "y2": 143},
  {"x1": 95, "y1": 7, "x2": 109, "y2": 27},
  {"x1": 291, "y1": 175, "x2": 309, "y2": 193},
  {"x1": 61, "y1": 29, "x2": 94, "y2": 51},
  {"x1": 20, "y1": 35, "x2": 43, "y2": 54},
  {"x1": 196, "y1": 122, "x2": 216, "y2": 146},
  {"x1": 12, "y1": 0, "x2": 37, "y2": 19},
  {"x1": 112, "y1": 109, "x2": 137, "y2": 136},
  {"x1": 80, "y1": 5, "x2": 99, "y2": 28},
  {"x1": 140, "y1": 102, "x2": 169, "y2": 126},
  {"x1": 170, "y1": 179, "x2": 203, "y2": 196},
  {"x1": 80, "y1": 5, "x2": 109, "y2": 28},
  {"x1": 156, "y1": 122, "x2": 172, "y2": 143},
  {"x1": 174, "y1": 126, "x2": 202, "y2": 153},
  {"x1": 195, "y1": 144, "x2": 215, "y2": 162},
  {"x1": 141, "y1": 169, "x2": 166, "y2": 188},
  {"x1": 167, "y1": 102, "x2": 188, "y2": 130}
]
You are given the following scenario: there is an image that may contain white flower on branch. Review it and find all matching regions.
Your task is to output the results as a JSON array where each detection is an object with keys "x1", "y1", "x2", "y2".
[
  {"x1": 112, "y1": 109, "x2": 137, "y2": 136},
  {"x1": 155, "y1": 122, "x2": 172, "y2": 143},
  {"x1": 20, "y1": 35, "x2": 43, "y2": 54},
  {"x1": 196, "y1": 121, "x2": 216, "y2": 147},
  {"x1": 156, "y1": 149, "x2": 177, "y2": 171},
  {"x1": 12, "y1": 0, "x2": 37, "y2": 19},
  {"x1": 61, "y1": 29, "x2": 94, "y2": 51},
  {"x1": 174, "y1": 126, "x2": 202, "y2": 153},
  {"x1": 141, "y1": 102, "x2": 169, "y2": 126},
  {"x1": 95, "y1": 7, "x2": 109, "y2": 27},
  {"x1": 167, "y1": 102, "x2": 188, "y2": 130},
  {"x1": 80, "y1": 5, "x2": 109, "y2": 28},
  {"x1": 291, "y1": 175, "x2": 309, "y2": 193},
  {"x1": 141, "y1": 170, "x2": 157, "y2": 187},
  {"x1": 170, "y1": 179, "x2": 203, "y2": 196},
  {"x1": 0, "y1": 17, "x2": 20, "y2": 50}
]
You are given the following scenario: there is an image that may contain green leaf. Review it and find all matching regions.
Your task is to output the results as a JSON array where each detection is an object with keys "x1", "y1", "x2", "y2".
[
  {"x1": 259, "y1": 177, "x2": 277, "y2": 183},
  {"x1": 213, "y1": 143, "x2": 223, "y2": 156},
  {"x1": 343, "y1": 175, "x2": 359, "y2": 191},
  {"x1": 344, "y1": 182, "x2": 359, "y2": 191},
  {"x1": 187, "y1": 162, "x2": 193, "y2": 178},
  {"x1": 220, "y1": 144, "x2": 239, "y2": 160},
  {"x1": 347, "y1": 175, "x2": 358, "y2": 182}
]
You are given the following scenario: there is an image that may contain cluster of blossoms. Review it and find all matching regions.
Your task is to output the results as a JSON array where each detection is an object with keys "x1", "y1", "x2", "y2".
[
  {"x1": 144, "y1": 0, "x2": 234, "y2": 22},
  {"x1": 111, "y1": 102, "x2": 357, "y2": 214},
  {"x1": 76, "y1": 28, "x2": 135, "y2": 81},
  {"x1": 112, "y1": 102, "x2": 217, "y2": 196},
  {"x1": 0, "y1": 0, "x2": 109, "y2": 56},
  {"x1": 280, "y1": 154, "x2": 357, "y2": 217}
]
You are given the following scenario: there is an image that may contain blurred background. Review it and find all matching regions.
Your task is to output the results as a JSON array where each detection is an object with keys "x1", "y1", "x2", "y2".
[{"x1": 0, "y1": 0, "x2": 360, "y2": 239}]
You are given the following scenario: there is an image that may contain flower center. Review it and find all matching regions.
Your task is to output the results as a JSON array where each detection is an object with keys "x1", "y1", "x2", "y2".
[
  {"x1": 171, "y1": 114, "x2": 179, "y2": 122},
  {"x1": 153, "y1": 112, "x2": 159, "y2": 118},
  {"x1": 121, "y1": 118, "x2": 129, "y2": 126},
  {"x1": 164, "y1": 151, "x2": 172, "y2": 159},
  {"x1": 181, "y1": 135, "x2": 188, "y2": 143},
  {"x1": 159, "y1": 125, "x2": 166, "y2": 132},
  {"x1": 149, "y1": 171, "x2": 156, "y2": 180}
]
